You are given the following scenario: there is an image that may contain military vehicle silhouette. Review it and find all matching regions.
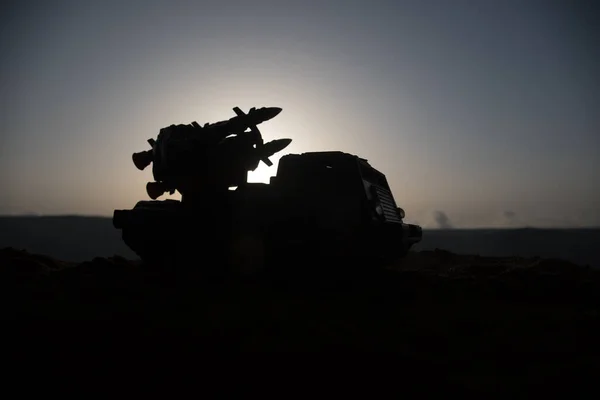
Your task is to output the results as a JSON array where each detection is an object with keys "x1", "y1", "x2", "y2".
[{"x1": 113, "y1": 107, "x2": 422, "y2": 275}]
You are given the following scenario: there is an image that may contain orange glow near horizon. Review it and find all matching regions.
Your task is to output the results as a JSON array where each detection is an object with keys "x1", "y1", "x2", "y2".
[{"x1": 2, "y1": 1, "x2": 598, "y2": 228}]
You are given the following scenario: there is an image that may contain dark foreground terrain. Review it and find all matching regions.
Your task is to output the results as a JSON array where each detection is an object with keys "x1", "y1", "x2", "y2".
[{"x1": 2, "y1": 246, "x2": 599, "y2": 394}]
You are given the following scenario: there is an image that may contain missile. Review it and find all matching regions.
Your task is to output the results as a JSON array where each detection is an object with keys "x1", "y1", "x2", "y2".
[
  {"x1": 193, "y1": 106, "x2": 282, "y2": 146},
  {"x1": 146, "y1": 181, "x2": 168, "y2": 200},
  {"x1": 206, "y1": 106, "x2": 281, "y2": 132},
  {"x1": 132, "y1": 150, "x2": 153, "y2": 171},
  {"x1": 259, "y1": 138, "x2": 292, "y2": 158},
  {"x1": 227, "y1": 106, "x2": 280, "y2": 133},
  {"x1": 230, "y1": 106, "x2": 285, "y2": 166},
  {"x1": 255, "y1": 138, "x2": 292, "y2": 167},
  {"x1": 237, "y1": 106, "x2": 282, "y2": 125}
]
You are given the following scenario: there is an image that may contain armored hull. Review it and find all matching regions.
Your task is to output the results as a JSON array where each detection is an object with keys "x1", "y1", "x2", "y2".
[{"x1": 113, "y1": 151, "x2": 423, "y2": 276}]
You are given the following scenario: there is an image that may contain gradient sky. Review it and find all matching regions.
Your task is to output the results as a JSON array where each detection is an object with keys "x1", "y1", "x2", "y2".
[{"x1": 1, "y1": 0, "x2": 598, "y2": 228}]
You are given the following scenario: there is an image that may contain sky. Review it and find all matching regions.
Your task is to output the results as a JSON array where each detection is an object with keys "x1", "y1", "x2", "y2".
[{"x1": 1, "y1": 0, "x2": 598, "y2": 228}]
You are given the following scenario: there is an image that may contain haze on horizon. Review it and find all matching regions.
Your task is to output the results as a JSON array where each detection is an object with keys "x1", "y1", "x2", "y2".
[{"x1": 1, "y1": 0, "x2": 598, "y2": 228}]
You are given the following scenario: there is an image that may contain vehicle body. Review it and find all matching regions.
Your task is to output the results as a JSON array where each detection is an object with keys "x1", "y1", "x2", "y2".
[
  {"x1": 113, "y1": 150, "x2": 422, "y2": 275},
  {"x1": 246, "y1": 151, "x2": 421, "y2": 261}
]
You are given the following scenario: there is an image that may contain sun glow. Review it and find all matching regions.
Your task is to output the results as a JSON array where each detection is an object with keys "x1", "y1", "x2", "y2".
[{"x1": 247, "y1": 157, "x2": 280, "y2": 184}]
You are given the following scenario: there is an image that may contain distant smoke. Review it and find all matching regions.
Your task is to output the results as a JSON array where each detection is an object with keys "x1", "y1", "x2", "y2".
[
  {"x1": 433, "y1": 210, "x2": 453, "y2": 229},
  {"x1": 504, "y1": 211, "x2": 516, "y2": 219}
]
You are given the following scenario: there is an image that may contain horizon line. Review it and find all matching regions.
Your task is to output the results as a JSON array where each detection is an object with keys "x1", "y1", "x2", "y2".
[{"x1": 1, "y1": 214, "x2": 599, "y2": 230}]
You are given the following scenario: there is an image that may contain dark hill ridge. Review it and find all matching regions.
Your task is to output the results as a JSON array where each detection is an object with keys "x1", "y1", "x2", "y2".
[
  {"x1": 2, "y1": 246, "x2": 600, "y2": 394},
  {"x1": 0, "y1": 216, "x2": 136, "y2": 261},
  {"x1": 2, "y1": 216, "x2": 600, "y2": 267}
]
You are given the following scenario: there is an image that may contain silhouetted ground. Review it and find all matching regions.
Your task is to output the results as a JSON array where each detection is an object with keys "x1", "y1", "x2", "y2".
[{"x1": 2, "y1": 246, "x2": 599, "y2": 394}]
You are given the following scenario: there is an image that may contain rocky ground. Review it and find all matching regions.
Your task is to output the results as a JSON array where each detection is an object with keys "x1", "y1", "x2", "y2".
[{"x1": 2, "y1": 246, "x2": 599, "y2": 394}]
